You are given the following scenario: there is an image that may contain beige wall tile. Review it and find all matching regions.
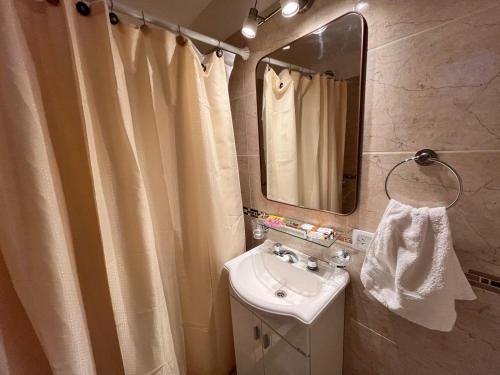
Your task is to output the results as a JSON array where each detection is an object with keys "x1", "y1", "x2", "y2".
[
  {"x1": 237, "y1": 156, "x2": 251, "y2": 207},
  {"x1": 363, "y1": 6, "x2": 500, "y2": 152},
  {"x1": 357, "y1": 0, "x2": 500, "y2": 50}
]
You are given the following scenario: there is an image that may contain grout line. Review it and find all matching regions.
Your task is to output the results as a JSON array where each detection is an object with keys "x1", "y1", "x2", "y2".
[
  {"x1": 367, "y1": 4, "x2": 500, "y2": 53},
  {"x1": 351, "y1": 318, "x2": 397, "y2": 345}
]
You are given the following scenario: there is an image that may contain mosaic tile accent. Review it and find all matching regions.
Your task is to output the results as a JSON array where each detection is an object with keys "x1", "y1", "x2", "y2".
[{"x1": 466, "y1": 270, "x2": 500, "y2": 295}]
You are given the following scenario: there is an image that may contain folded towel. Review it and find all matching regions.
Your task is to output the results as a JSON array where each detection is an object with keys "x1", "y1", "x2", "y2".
[{"x1": 360, "y1": 199, "x2": 476, "y2": 331}]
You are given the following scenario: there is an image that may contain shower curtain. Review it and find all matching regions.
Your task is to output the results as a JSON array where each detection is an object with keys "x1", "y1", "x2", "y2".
[
  {"x1": 263, "y1": 67, "x2": 347, "y2": 211},
  {"x1": 262, "y1": 67, "x2": 299, "y2": 205},
  {"x1": 0, "y1": 1, "x2": 244, "y2": 375}
]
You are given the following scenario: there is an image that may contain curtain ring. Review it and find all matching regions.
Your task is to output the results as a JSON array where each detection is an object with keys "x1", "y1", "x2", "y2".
[
  {"x1": 176, "y1": 24, "x2": 187, "y2": 46},
  {"x1": 108, "y1": 0, "x2": 119, "y2": 25},
  {"x1": 75, "y1": 1, "x2": 91, "y2": 16},
  {"x1": 216, "y1": 40, "x2": 223, "y2": 58}
]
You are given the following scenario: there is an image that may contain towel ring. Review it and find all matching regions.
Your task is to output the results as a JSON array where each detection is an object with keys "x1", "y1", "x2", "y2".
[{"x1": 384, "y1": 149, "x2": 463, "y2": 209}]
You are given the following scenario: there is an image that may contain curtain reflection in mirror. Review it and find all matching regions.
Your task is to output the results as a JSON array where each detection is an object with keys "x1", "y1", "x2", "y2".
[{"x1": 262, "y1": 65, "x2": 347, "y2": 211}]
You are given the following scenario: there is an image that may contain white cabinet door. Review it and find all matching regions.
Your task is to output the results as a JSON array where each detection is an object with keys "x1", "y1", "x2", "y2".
[
  {"x1": 230, "y1": 297, "x2": 265, "y2": 375},
  {"x1": 262, "y1": 322, "x2": 310, "y2": 375}
]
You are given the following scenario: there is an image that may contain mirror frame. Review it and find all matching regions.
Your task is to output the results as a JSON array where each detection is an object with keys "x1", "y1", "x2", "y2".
[{"x1": 254, "y1": 11, "x2": 368, "y2": 216}]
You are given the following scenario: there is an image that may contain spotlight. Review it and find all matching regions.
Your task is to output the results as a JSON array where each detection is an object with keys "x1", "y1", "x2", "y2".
[
  {"x1": 282, "y1": 45, "x2": 291, "y2": 50},
  {"x1": 280, "y1": 0, "x2": 299, "y2": 18},
  {"x1": 354, "y1": 1, "x2": 369, "y2": 11},
  {"x1": 242, "y1": 7, "x2": 258, "y2": 38}
]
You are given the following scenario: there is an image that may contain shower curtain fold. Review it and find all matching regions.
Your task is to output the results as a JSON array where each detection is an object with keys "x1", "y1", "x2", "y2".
[{"x1": 0, "y1": 1, "x2": 244, "y2": 374}]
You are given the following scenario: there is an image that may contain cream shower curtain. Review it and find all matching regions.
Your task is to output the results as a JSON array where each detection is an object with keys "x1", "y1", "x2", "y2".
[
  {"x1": 0, "y1": 1, "x2": 244, "y2": 375},
  {"x1": 263, "y1": 67, "x2": 347, "y2": 211},
  {"x1": 262, "y1": 67, "x2": 299, "y2": 205},
  {"x1": 318, "y1": 77, "x2": 347, "y2": 212}
]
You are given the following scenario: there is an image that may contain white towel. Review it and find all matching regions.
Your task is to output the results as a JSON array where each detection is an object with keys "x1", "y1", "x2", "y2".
[{"x1": 360, "y1": 199, "x2": 476, "y2": 331}]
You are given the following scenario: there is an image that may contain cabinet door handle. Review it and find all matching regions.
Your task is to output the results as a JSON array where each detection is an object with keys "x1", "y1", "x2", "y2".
[
  {"x1": 253, "y1": 325, "x2": 260, "y2": 340},
  {"x1": 262, "y1": 333, "x2": 270, "y2": 349}
]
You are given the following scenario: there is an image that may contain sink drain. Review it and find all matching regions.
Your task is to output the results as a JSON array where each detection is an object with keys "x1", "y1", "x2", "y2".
[{"x1": 275, "y1": 290, "x2": 287, "y2": 298}]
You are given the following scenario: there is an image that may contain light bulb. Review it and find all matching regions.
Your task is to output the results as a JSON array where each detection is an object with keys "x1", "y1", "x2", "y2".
[
  {"x1": 241, "y1": 7, "x2": 258, "y2": 38},
  {"x1": 354, "y1": 1, "x2": 369, "y2": 11},
  {"x1": 280, "y1": 0, "x2": 299, "y2": 18}
]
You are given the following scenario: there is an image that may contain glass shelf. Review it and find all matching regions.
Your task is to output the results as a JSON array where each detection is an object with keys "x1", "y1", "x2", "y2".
[{"x1": 256, "y1": 215, "x2": 337, "y2": 248}]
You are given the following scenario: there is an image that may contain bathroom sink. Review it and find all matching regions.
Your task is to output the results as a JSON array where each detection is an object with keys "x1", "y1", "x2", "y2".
[{"x1": 224, "y1": 240, "x2": 349, "y2": 325}]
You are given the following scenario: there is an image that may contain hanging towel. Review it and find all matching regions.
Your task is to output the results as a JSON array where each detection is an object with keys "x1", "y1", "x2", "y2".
[{"x1": 360, "y1": 199, "x2": 476, "y2": 331}]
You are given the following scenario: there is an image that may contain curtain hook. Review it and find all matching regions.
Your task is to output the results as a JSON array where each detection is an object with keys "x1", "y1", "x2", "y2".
[
  {"x1": 216, "y1": 40, "x2": 223, "y2": 58},
  {"x1": 75, "y1": 1, "x2": 91, "y2": 16},
  {"x1": 176, "y1": 24, "x2": 187, "y2": 46},
  {"x1": 108, "y1": 0, "x2": 119, "y2": 25}
]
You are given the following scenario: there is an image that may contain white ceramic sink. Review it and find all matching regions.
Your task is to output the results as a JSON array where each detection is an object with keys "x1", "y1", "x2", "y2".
[{"x1": 225, "y1": 240, "x2": 349, "y2": 325}]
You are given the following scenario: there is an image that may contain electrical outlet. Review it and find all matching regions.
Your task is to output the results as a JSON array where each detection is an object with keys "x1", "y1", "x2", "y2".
[{"x1": 352, "y1": 229, "x2": 374, "y2": 251}]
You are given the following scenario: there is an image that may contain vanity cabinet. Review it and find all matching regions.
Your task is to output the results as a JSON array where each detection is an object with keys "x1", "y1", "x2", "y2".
[{"x1": 230, "y1": 291, "x2": 345, "y2": 375}]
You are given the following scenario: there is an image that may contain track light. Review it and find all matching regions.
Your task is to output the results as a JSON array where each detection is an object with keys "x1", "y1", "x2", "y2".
[
  {"x1": 280, "y1": 0, "x2": 299, "y2": 18},
  {"x1": 241, "y1": 7, "x2": 258, "y2": 38},
  {"x1": 241, "y1": 0, "x2": 314, "y2": 39}
]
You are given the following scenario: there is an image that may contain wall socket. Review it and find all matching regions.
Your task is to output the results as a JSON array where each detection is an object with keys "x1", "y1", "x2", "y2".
[{"x1": 352, "y1": 229, "x2": 374, "y2": 251}]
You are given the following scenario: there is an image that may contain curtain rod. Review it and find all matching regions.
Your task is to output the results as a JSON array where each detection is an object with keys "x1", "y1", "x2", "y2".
[
  {"x1": 92, "y1": 0, "x2": 250, "y2": 60},
  {"x1": 264, "y1": 57, "x2": 316, "y2": 75}
]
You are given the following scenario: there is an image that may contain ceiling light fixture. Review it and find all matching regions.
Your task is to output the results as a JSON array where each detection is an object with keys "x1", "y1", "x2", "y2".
[
  {"x1": 241, "y1": 0, "x2": 315, "y2": 39},
  {"x1": 241, "y1": 6, "x2": 259, "y2": 38},
  {"x1": 280, "y1": 0, "x2": 299, "y2": 18},
  {"x1": 354, "y1": 1, "x2": 369, "y2": 12}
]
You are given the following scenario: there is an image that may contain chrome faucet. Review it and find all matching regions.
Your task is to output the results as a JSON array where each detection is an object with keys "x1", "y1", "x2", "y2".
[{"x1": 272, "y1": 243, "x2": 299, "y2": 263}]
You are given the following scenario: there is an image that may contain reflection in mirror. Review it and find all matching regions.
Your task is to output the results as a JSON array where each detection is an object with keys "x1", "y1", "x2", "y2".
[{"x1": 256, "y1": 12, "x2": 366, "y2": 215}]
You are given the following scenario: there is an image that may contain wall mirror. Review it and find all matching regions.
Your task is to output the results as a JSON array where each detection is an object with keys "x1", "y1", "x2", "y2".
[{"x1": 255, "y1": 12, "x2": 367, "y2": 215}]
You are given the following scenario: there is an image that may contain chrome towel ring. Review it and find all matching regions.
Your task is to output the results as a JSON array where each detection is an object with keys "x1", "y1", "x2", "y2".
[{"x1": 384, "y1": 149, "x2": 463, "y2": 209}]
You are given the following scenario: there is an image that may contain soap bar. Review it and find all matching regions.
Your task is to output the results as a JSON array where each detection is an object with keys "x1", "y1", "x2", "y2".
[{"x1": 300, "y1": 223, "x2": 315, "y2": 231}]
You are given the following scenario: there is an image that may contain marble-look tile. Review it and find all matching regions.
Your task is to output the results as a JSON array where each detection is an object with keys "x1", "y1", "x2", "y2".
[
  {"x1": 348, "y1": 151, "x2": 500, "y2": 275},
  {"x1": 237, "y1": 156, "x2": 250, "y2": 207},
  {"x1": 244, "y1": 94, "x2": 260, "y2": 156},
  {"x1": 363, "y1": 7, "x2": 500, "y2": 152},
  {"x1": 356, "y1": 0, "x2": 500, "y2": 50},
  {"x1": 343, "y1": 317, "x2": 402, "y2": 375},
  {"x1": 345, "y1": 255, "x2": 500, "y2": 375},
  {"x1": 230, "y1": 97, "x2": 248, "y2": 155}
]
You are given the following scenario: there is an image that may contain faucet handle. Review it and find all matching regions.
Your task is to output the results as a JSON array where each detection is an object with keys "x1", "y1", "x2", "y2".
[
  {"x1": 330, "y1": 249, "x2": 352, "y2": 268},
  {"x1": 307, "y1": 256, "x2": 319, "y2": 271},
  {"x1": 273, "y1": 243, "x2": 282, "y2": 254}
]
